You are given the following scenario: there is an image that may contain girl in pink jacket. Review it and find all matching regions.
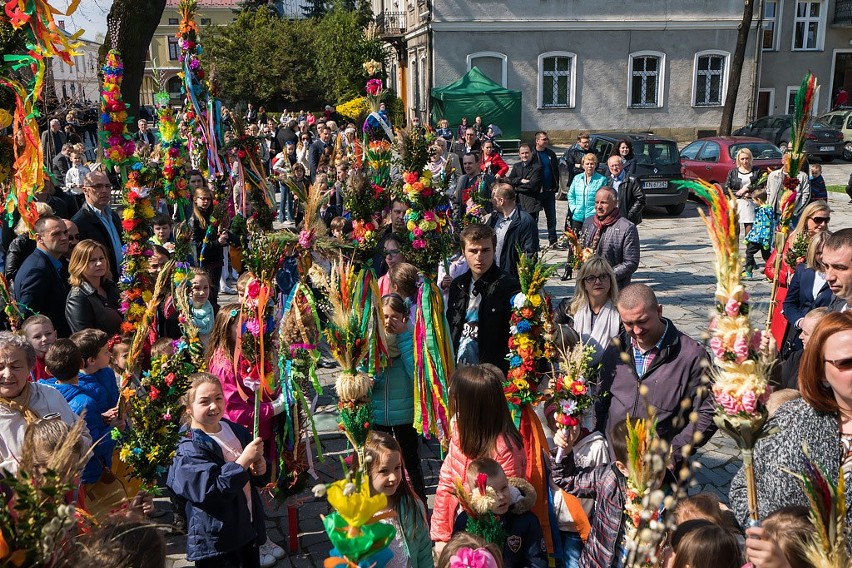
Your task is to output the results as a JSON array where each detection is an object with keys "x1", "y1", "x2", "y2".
[
  {"x1": 206, "y1": 303, "x2": 286, "y2": 464},
  {"x1": 430, "y1": 364, "x2": 526, "y2": 546}
]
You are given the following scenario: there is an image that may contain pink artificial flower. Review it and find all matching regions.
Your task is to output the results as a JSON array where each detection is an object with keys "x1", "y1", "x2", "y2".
[
  {"x1": 715, "y1": 390, "x2": 742, "y2": 415},
  {"x1": 708, "y1": 336, "x2": 727, "y2": 360},
  {"x1": 724, "y1": 298, "x2": 741, "y2": 317},
  {"x1": 412, "y1": 239, "x2": 426, "y2": 249},
  {"x1": 365, "y1": 78, "x2": 383, "y2": 96},
  {"x1": 247, "y1": 279, "x2": 260, "y2": 299},
  {"x1": 449, "y1": 547, "x2": 500, "y2": 568},
  {"x1": 423, "y1": 211, "x2": 435, "y2": 222},
  {"x1": 413, "y1": 227, "x2": 424, "y2": 237},
  {"x1": 741, "y1": 390, "x2": 758, "y2": 414},
  {"x1": 245, "y1": 318, "x2": 261, "y2": 336},
  {"x1": 298, "y1": 229, "x2": 315, "y2": 249},
  {"x1": 733, "y1": 334, "x2": 750, "y2": 363}
]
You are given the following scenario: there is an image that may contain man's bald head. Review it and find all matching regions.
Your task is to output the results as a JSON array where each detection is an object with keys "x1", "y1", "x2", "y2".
[{"x1": 618, "y1": 283, "x2": 659, "y2": 312}]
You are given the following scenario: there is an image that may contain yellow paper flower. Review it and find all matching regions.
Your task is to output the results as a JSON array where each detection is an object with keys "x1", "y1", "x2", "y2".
[
  {"x1": 528, "y1": 294, "x2": 542, "y2": 307},
  {"x1": 326, "y1": 477, "x2": 387, "y2": 528}
]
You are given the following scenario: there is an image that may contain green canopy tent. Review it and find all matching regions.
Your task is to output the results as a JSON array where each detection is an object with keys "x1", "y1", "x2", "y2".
[{"x1": 430, "y1": 67, "x2": 522, "y2": 140}]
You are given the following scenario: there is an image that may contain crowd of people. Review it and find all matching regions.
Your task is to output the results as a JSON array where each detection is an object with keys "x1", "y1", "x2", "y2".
[{"x1": 0, "y1": 100, "x2": 850, "y2": 568}]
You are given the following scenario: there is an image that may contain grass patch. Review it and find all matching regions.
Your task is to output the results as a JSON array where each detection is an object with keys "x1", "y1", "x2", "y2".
[{"x1": 828, "y1": 185, "x2": 847, "y2": 193}]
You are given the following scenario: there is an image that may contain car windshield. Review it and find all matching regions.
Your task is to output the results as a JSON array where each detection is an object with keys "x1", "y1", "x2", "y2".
[
  {"x1": 728, "y1": 143, "x2": 782, "y2": 160},
  {"x1": 633, "y1": 141, "x2": 679, "y2": 166}
]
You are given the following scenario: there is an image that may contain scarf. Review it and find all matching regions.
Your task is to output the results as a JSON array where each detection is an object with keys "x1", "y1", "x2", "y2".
[
  {"x1": 573, "y1": 300, "x2": 621, "y2": 365},
  {"x1": 0, "y1": 381, "x2": 39, "y2": 423},
  {"x1": 590, "y1": 208, "x2": 621, "y2": 252},
  {"x1": 192, "y1": 301, "x2": 215, "y2": 335}
]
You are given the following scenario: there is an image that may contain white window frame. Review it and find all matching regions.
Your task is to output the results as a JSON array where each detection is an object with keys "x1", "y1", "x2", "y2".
[
  {"x1": 408, "y1": 49, "x2": 417, "y2": 115},
  {"x1": 692, "y1": 50, "x2": 730, "y2": 107},
  {"x1": 419, "y1": 52, "x2": 427, "y2": 113},
  {"x1": 792, "y1": 0, "x2": 826, "y2": 51},
  {"x1": 537, "y1": 51, "x2": 577, "y2": 109},
  {"x1": 786, "y1": 84, "x2": 822, "y2": 114},
  {"x1": 758, "y1": 88, "x2": 776, "y2": 116},
  {"x1": 762, "y1": 0, "x2": 780, "y2": 51},
  {"x1": 627, "y1": 50, "x2": 666, "y2": 109},
  {"x1": 466, "y1": 51, "x2": 508, "y2": 88}
]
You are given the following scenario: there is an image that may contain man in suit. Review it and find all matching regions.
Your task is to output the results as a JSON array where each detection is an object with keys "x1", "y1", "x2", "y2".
[
  {"x1": 454, "y1": 152, "x2": 495, "y2": 223},
  {"x1": 14, "y1": 215, "x2": 71, "y2": 337},
  {"x1": 824, "y1": 228, "x2": 852, "y2": 312},
  {"x1": 72, "y1": 171, "x2": 123, "y2": 278},
  {"x1": 51, "y1": 143, "x2": 73, "y2": 187},
  {"x1": 446, "y1": 224, "x2": 519, "y2": 373},
  {"x1": 135, "y1": 119, "x2": 157, "y2": 147},
  {"x1": 489, "y1": 183, "x2": 539, "y2": 279},
  {"x1": 308, "y1": 127, "x2": 331, "y2": 181},
  {"x1": 41, "y1": 119, "x2": 67, "y2": 170},
  {"x1": 605, "y1": 155, "x2": 646, "y2": 225},
  {"x1": 505, "y1": 143, "x2": 543, "y2": 220},
  {"x1": 532, "y1": 131, "x2": 560, "y2": 245}
]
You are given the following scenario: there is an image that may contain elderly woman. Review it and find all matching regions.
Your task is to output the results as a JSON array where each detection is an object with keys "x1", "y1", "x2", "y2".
[
  {"x1": 0, "y1": 331, "x2": 91, "y2": 474},
  {"x1": 65, "y1": 239, "x2": 122, "y2": 335},
  {"x1": 566, "y1": 153, "x2": 606, "y2": 234},
  {"x1": 555, "y1": 256, "x2": 621, "y2": 366},
  {"x1": 730, "y1": 311, "x2": 852, "y2": 530},
  {"x1": 782, "y1": 231, "x2": 833, "y2": 355},
  {"x1": 725, "y1": 147, "x2": 761, "y2": 236}
]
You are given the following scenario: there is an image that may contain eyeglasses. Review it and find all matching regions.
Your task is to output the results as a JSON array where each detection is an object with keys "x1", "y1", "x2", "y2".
[
  {"x1": 825, "y1": 357, "x2": 852, "y2": 371},
  {"x1": 811, "y1": 216, "x2": 830, "y2": 224},
  {"x1": 384, "y1": 249, "x2": 400, "y2": 257},
  {"x1": 582, "y1": 274, "x2": 607, "y2": 284}
]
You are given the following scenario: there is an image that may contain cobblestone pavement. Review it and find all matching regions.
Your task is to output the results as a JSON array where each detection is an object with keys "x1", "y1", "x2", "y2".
[{"x1": 165, "y1": 171, "x2": 852, "y2": 567}]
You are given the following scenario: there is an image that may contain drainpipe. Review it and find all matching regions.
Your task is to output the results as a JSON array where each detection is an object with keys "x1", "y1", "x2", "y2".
[
  {"x1": 428, "y1": 0, "x2": 434, "y2": 125},
  {"x1": 752, "y1": 0, "x2": 766, "y2": 120}
]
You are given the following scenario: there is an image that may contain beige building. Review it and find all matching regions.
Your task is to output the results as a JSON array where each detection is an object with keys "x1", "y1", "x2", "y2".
[
  {"x1": 141, "y1": 0, "x2": 242, "y2": 107},
  {"x1": 51, "y1": 30, "x2": 103, "y2": 105}
]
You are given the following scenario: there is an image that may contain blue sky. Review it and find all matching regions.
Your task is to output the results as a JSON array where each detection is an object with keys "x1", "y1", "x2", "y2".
[{"x1": 61, "y1": 0, "x2": 112, "y2": 42}]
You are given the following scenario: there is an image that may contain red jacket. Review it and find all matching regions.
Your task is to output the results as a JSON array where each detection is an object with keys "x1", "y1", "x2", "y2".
[
  {"x1": 430, "y1": 426, "x2": 526, "y2": 542},
  {"x1": 482, "y1": 153, "x2": 509, "y2": 177}
]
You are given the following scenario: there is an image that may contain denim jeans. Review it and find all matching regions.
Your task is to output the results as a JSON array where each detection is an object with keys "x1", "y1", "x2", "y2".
[
  {"x1": 277, "y1": 181, "x2": 293, "y2": 222},
  {"x1": 560, "y1": 531, "x2": 583, "y2": 568},
  {"x1": 541, "y1": 190, "x2": 558, "y2": 243}
]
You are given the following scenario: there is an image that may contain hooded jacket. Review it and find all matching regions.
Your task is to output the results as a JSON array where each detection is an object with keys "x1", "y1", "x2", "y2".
[{"x1": 167, "y1": 419, "x2": 271, "y2": 561}]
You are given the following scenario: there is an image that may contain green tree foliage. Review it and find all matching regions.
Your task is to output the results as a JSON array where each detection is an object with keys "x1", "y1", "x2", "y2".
[
  {"x1": 203, "y1": 9, "x2": 321, "y2": 106},
  {"x1": 203, "y1": 5, "x2": 385, "y2": 108},
  {"x1": 301, "y1": 0, "x2": 327, "y2": 19}
]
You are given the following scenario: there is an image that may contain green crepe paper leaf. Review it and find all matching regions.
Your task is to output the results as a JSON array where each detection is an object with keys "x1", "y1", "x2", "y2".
[{"x1": 322, "y1": 512, "x2": 396, "y2": 561}]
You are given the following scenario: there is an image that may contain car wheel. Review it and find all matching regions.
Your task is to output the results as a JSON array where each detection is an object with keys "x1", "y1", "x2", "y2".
[
  {"x1": 778, "y1": 141, "x2": 788, "y2": 153},
  {"x1": 666, "y1": 202, "x2": 686, "y2": 216},
  {"x1": 822, "y1": 156, "x2": 835, "y2": 163},
  {"x1": 844, "y1": 142, "x2": 852, "y2": 161}
]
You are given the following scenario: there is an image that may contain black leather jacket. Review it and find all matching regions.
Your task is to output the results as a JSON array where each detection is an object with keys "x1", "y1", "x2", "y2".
[{"x1": 65, "y1": 280, "x2": 123, "y2": 335}]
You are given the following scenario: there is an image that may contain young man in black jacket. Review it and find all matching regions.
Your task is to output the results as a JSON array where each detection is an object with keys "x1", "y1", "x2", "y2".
[{"x1": 446, "y1": 224, "x2": 520, "y2": 374}]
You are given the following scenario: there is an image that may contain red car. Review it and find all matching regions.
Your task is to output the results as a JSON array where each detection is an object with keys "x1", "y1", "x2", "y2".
[{"x1": 679, "y1": 136, "x2": 783, "y2": 185}]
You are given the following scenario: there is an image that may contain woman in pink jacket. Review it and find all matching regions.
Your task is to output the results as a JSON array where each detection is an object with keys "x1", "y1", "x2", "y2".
[{"x1": 430, "y1": 364, "x2": 526, "y2": 550}]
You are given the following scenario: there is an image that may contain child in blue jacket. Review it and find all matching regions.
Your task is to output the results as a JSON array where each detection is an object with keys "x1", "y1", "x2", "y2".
[
  {"x1": 40, "y1": 338, "x2": 114, "y2": 485},
  {"x1": 167, "y1": 372, "x2": 271, "y2": 567}
]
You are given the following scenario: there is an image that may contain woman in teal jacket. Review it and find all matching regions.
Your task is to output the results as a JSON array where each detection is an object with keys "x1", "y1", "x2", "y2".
[
  {"x1": 372, "y1": 293, "x2": 427, "y2": 503},
  {"x1": 567, "y1": 153, "x2": 606, "y2": 233}
]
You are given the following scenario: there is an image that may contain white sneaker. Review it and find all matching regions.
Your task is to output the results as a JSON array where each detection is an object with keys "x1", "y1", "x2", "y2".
[
  {"x1": 262, "y1": 539, "x2": 286, "y2": 559},
  {"x1": 259, "y1": 551, "x2": 276, "y2": 567}
]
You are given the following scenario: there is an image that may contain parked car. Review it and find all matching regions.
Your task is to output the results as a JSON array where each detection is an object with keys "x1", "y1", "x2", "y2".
[
  {"x1": 573, "y1": 132, "x2": 687, "y2": 215},
  {"x1": 733, "y1": 114, "x2": 843, "y2": 162},
  {"x1": 819, "y1": 109, "x2": 852, "y2": 160},
  {"x1": 680, "y1": 137, "x2": 783, "y2": 186}
]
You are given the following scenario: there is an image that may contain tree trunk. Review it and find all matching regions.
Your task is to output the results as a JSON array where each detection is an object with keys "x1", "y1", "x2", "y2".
[
  {"x1": 719, "y1": 0, "x2": 756, "y2": 136},
  {"x1": 99, "y1": 0, "x2": 167, "y2": 131}
]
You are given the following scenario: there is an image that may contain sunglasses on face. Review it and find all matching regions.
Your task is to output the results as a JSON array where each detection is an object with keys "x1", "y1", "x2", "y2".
[
  {"x1": 811, "y1": 216, "x2": 830, "y2": 224},
  {"x1": 384, "y1": 249, "x2": 400, "y2": 256},
  {"x1": 825, "y1": 357, "x2": 852, "y2": 371}
]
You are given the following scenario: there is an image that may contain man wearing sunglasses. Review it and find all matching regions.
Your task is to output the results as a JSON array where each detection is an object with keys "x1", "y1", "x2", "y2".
[{"x1": 824, "y1": 229, "x2": 852, "y2": 312}]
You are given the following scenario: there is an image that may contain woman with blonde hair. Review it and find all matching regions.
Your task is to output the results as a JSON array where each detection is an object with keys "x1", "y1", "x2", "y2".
[
  {"x1": 725, "y1": 147, "x2": 761, "y2": 236},
  {"x1": 561, "y1": 256, "x2": 621, "y2": 365},
  {"x1": 766, "y1": 199, "x2": 831, "y2": 346},
  {"x1": 566, "y1": 153, "x2": 606, "y2": 233},
  {"x1": 65, "y1": 239, "x2": 122, "y2": 334},
  {"x1": 782, "y1": 229, "x2": 832, "y2": 354}
]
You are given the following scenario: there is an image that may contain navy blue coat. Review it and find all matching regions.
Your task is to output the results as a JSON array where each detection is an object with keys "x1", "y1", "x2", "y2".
[
  {"x1": 167, "y1": 419, "x2": 271, "y2": 561},
  {"x1": 13, "y1": 248, "x2": 71, "y2": 337},
  {"x1": 453, "y1": 510, "x2": 547, "y2": 568},
  {"x1": 782, "y1": 263, "x2": 832, "y2": 351}
]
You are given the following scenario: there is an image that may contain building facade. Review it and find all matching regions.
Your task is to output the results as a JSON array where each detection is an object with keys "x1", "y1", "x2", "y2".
[
  {"x1": 51, "y1": 32, "x2": 102, "y2": 106},
  {"x1": 757, "y1": 0, "x2": 852, "y2": 117},
  {"x1": 141, "y1": 0, "x2": 242, "y2": 108},
  {"x1": 378, "y1": 0, "x2": 762, "y2": 142}
]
